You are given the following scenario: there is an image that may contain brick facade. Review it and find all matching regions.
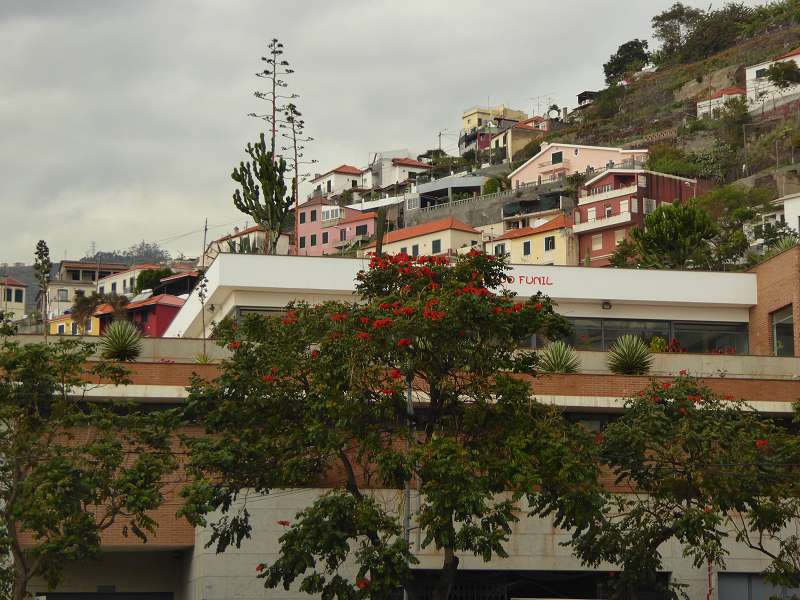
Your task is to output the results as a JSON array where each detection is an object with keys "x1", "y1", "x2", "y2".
[{"x1": 748, "y1": 246, "x2": 800, "y2": 357}]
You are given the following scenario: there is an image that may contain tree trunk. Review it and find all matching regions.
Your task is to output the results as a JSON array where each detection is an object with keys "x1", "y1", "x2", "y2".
[{"x1": 431, "y1": 547, "x2": 459, "y2": 600}]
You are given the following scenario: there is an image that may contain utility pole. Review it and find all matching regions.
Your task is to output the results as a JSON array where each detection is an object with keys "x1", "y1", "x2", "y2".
[{"x1": 200, "y1": 218, "x2": 208, "y2": 351}]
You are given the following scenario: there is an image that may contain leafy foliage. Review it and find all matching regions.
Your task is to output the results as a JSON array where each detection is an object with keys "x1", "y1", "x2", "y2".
[
  {"x1": 537, "y1": 341, "x2": 580, "y2": 374},
  {"x1": 0, "y1": 337, "x2": 176, "y2": 599},
  {"x1": 603, "y1": 39, "x2": 649, "y2": 84},
  {"x1": 231, "y1": 133, "x2": 293, "y2": 255},
  {"x1": 567, "y1": 375, "x2": 800, "y2": 596},
  {"x1": 606, "y1": 335, "x2": 652, "y2": 375},
  {"x1": 767, "y1": 59, "x2": 800, "y2": 89},
  {"x1": 85, "y1": 241, "x2": 172, "y2": 266},
  {"x1": 100, "y1": 320, "x2": 143, "y2": 362},
  {"x1": 33, "y1": 240, "x2": 51, "y2": 323},
  {"x1": 135, "y1": 268, "x2": 173, "y2": 294},
  {"x1": 646, "y1": 144, "x2": 699, "y2": 178},
  {"x1": 180, "y1": 251, "x2": 601, "y2": 600}
]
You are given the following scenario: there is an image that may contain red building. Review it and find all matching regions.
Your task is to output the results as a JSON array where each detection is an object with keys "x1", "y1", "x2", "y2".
[
  {"x1": 573, "y1": 169, "x2": 712, "y2": 266},
  {"x1": 126, "y1": 294, "x2": 185, "y2": 337}
]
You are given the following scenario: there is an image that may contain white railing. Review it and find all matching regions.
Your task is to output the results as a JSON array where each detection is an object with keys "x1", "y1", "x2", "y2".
[
  {"x1": 578, "y1": 184, "x2": 638, "y2": 206},
  {"x1": 572, "y1": 211, "x2": 633, "y2": 233},
  {"x1": 413, "y1": 181, "x2": 541, "y2": 215}
]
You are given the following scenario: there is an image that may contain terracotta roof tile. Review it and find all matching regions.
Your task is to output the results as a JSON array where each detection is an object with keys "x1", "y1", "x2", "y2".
[
  {"x1": 335, "y1": 211, "x2": 378, "y2": 226},
  {"x1": 391, "y1": 157, "x2": 432, "y2": 169},
  {"x1": 159, "y1": 271, "x2": 199, "y2": 283},
  {"x1": 366, "y1": 217, "x2": 479, "y2": 248},
  {"x1": 705, "y1": 86, "x2": 745, "y2": 100},
  {"x1": 493, "y1": 214, "x2": 571, "y2": 241},
  {"x1": 126, "y1": 294, "x2": 185, "y2": 311},
  {"x1": 0, "y1": 277, "x2": 26, "y2": 287},
  {"x1": 775, "y1": 47, "x2": 800, "y2": 61},
  {"x1": 310, "y1": 164, "x2": 363, "y2": 182}
]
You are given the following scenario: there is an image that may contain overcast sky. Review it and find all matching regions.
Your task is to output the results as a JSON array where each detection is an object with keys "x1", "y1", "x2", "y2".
[{"x1": 0, "y1": 0, "x2": 764, "y2": 264}]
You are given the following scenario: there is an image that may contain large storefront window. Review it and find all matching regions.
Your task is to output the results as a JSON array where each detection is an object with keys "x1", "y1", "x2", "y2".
[
  {"x1": 772, "y1": 305, "x2": 795, "y2": 357},
  {"x1": 565, "y1": 318, "x2": 749, "y2": 354}
]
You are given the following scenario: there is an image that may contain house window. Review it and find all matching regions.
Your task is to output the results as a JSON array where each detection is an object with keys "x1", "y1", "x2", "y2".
[
  {"x1": 551, "y1": 151, "x2": 563, "y2": 164},
  {"x1": 591, "y1": 234, "x2": 603, "y2": 251},
  {"x1": 57, "y1": 324, "x2": 65, "y2": 335},
  {"x1": 620, "y1": 199, "x2": 629, "y2": 213},
  {"x1": 544, "y1": 236, "x2": 556, "y2": 251},
  {"x1": 322, "y1": 231, "x2": 329, "y2": 244},
  {"x1": 630, "y1": 198, "x2": 638, "y2": 213},
  {"x1": 310, "y1": 210, "x2": 317, "y2": 222},
  {"x1": 406, "y1": 195, "x2": 419, "y2": 210},
  {"x1": 352, "y1": 180, "x2": 358, "y2": 188},
  {"x1": 756, "y1": 67, "x2": 768, "y2": 78},
  {"x1": 574, "y1": 211, "x2": 580, "y2": 224},
  {"x1": 299, "y1": 236, "x2": 306, "y2": 249},
  {"x1": 523, "y1": 240, "x2": 531, "y2": 256},
  {"x1": 587, "y1": 207, "x2": 596, "y2": 222},
  {"x1": 400, "y1": 247, "x2": 407, "y2": 254},
  {"x1": 340, "y1": 229, "x2": 347, "y2": 242},
  {"x1": 412, "y1": 244, "x2": 419, "y2": 257},
  {"x1": 772, "y1": 305, "x2": 795, "y2": 357},
  {"x1": 615, "y1": 229, "x2": 626, "y2": 244},
  {"x1": 85, "y1": 320, "x2": 91, "y2": 333},
  {"x1": 477, "y1": 118, "x2": 482, "y2": 126},
  {"x1": 123, "y1": 280, "x2": 128, "y2": 293},
  {"x1": 310, "y1": 234, "x2": 317, "y2": 247},
  {"x1": 643, "y1": 198, "x2": 657, "y2": 214},
  {"x1": 326, "y1": 180, "x2": 332, "y2": 193},
  {"x1": 605, "y1": 205, "x2": 613, "y2": 218},
  {"x1": 130, "y1": 277, "x2": 135, "y2": 290},
  {"x1": 3, "y1": 289, "x2": 10, "y2": 301},
  {"x1": 57, "y1": 289, "x2": 69, "y2": 302},
  {"x1": 111, "y1": 282, "x2": 117, "y2": 294},
  {"x1": 14, "y1": 289, "x2": 22, "y2": 303},
  {"x1": 99, "y1": 286, "x2": 105, "y2": 295},
  {"x1": 355, "y1": 224, "x2": 368, "y2": 237},
  {"x1": 300, "y1": 211, "x2": 306, "y2": 224},
  {"x1": 431, "y1": 239, "x2": 442, "y2": 254},
  {"x1": 494, "y1": 243, "x2": 506, "y2": 256},
  {"x1": 71, "y1": 322, "x2": 78, "y2": 336}
]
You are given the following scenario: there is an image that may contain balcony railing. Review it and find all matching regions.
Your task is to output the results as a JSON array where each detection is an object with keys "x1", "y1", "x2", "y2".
[
  {"x1": 578, "y1": 184, "x2": 638, "y2": 206},
  {"x1": 572, "y1": 211, "x2": 633, "y2": 233},
  {"x1": 413, "y1": 181, "x2": 541, "y2": 214}
]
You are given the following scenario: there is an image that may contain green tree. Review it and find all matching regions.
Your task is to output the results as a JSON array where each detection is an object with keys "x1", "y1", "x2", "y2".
[
  {"x1": 611, "y1": 201, "x2": 717, "y2": 269},
  {"x1": 567, "y1": 374, "x2": 800, "y2": 597},
  {"x1": 135, "y1": 268, "x2": 174, "y2": 294},
  {"x1": 33, "y1": 241, "x2": 52, "y2": 338},
  {"x1": 767, "y1": 59, "x2": 800, "y2": 89},
  {"x1": 603, "y1": 39, "x2": 649, "y2": 84},
  {"x1": 231, "y1": 133, "x2": 294, "y2": 255},
  {"x1": 591, "y1": 83, "x2": 627, "y2": 119},
  {"x1": 180, "y1": 251, "x2": 600, "y2": 600},
  {"x1": 71, "y1": 292, "x2": 130, "y2": 335},
  {"x1": 650, "y1": 2, "x2": 703, "y2": 63},
  {"x1": 646, "y1": 144, "x2": 699, "y2": 178},
  {"x1": 0, "y1": 337, "x2": 176, "y2": 600}
]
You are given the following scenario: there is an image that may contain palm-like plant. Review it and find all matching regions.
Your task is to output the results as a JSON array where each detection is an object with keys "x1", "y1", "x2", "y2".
[
  {"x1": 100, "y1": 321, "x2": 142, "y2": 362},
  {"x1": 537, "y1": 341, "x2": 581, "y2": 374},
  {"x1": 607, "y1": 334, "x2": 652, "y2": 375}
]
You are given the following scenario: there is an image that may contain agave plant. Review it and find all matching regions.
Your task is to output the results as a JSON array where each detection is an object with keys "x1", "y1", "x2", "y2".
[
  {"x1": 537, "y1": 340, "x2": 581, "y2": 374},
  {"x1": 607, "y1": 334, "x2": 652, "y2": 375},
  {"x1": 100, "y1": 320, "x2": 143, "y2": 362}
]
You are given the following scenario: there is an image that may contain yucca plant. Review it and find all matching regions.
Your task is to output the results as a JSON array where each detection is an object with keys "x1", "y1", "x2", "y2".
[
  {"x1": 100, "y1": 320, "x2": 143, "y2": 362},
  {"x1": 537, "y1": 340, "x2": 581, "y2": 374},
  {"x1": 607, "y1": 334, "x2": 652, "y2": 375}
]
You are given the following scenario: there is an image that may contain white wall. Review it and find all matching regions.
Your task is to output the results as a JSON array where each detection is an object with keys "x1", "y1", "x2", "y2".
[{"x1": 746, "y1": 56, "x2": 800, "y2": 111}]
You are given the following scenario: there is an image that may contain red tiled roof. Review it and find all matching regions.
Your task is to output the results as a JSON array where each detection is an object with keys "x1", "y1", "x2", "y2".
[
  {"x1": 93, "y1": 303, "x2": 115, "y2": 316},
  {"x1": 0, "y1": 277, "x2": 25, "y2": 287},
  {"x1": 213, "y1": 225, "x2": 265, "y2": 244},
  {"x1": 706, "y1": 86, "x2": 745, "y2": 100},
  {"x1": 775, "y1": 47, "x2": 800, "y2": 61},
  {"x1": 300, "y1": 196, "x2": 338, "y2": 208},
  {"x1": 160, "y1": 271, "x2": 199, "y2": 283},
  {"x1": 493, "y1": 215, "x2": 571, "y2": 241},
  {"x1": 366, "y1": 217, "x2": 479, "y2": 248},
  {"x1": 60, "y1": 260, "x2": 129, "y2": 271},
  {"x1": 126, "y1": 294, "x2": 185, "y2": 311},
  {"x1": 391, "y1": 157, "x2": 432, "y2": 169},
  {"x1": 336, "y1": 211, "x2": 378, "y2": 226},
  {"x1": 310, "y1": 164, "x2": 363, "y2": 182}
]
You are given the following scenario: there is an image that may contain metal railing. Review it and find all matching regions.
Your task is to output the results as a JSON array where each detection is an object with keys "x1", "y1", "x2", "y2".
[{"x1": 413, "y1": 181, "x2": 542, "y2": 215}]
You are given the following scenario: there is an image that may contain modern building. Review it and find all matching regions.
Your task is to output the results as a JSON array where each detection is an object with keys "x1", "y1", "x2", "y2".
[
  {"x1": 573, "y1": 169, "x2": 710, "y2": 267},
  {"x1": 416, "y1": 174, "x2": 489, "y2": 210},
  {"x1": 156, "y1": 271, "x2": 200, "y2": 297},
  {"x1": 696, "y1": 86, "x2": 746, "y2": 119},
  {"x1": 746, "y1": 46, "x2": 800, "y2": 112},
  {"x1": 461, "y1": 104, "x2": 528, "y2": 131},
  {"x1": 361, "y1": 217, "x2": 481, "y2": 258},
  {"x1": 202, "y1": 225, "x2": 291, "y2": 265},
  {"x1": 509, "y1": 142, "x2": 648, "y2": 188},
  {"x1": 0, "y1": 277, "x2": 26, "y2": 321},
  {"x1": 485, "y1": 214, "x2": 577, "y2": 266},
  {"x1": 125, "y1": 294, "x2": 185, "y2": 337},
  {"x1": 97, "y1": 263, "x2": 163, "y2": 297}
]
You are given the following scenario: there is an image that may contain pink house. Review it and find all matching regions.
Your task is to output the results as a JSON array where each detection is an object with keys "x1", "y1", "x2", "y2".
[
  {"x1": 508, "y1": 142, "x2": 648, "y2": 188},
  {"x1": 297, "y1": 197, "x2": 377, "y2": 256}
]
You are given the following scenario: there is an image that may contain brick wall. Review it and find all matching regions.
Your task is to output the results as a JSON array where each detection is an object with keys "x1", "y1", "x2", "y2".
[{"x1": 748, "y1": 246, "x2": 800, "y2": 356}]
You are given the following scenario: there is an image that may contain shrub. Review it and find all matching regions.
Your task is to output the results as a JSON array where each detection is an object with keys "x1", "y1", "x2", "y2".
[
  {"x1": 100, "y1": 321, "x2": 143, "y2": 362},
  {"x1": 607, "y1": 335, "x2": 652, "y2": 375},
  {"x1": 649, "y1": 336, "x2": 668, "y2": 353},
  {"x1": 537, "y1": 341, "x2": 581, "y2": 374}
]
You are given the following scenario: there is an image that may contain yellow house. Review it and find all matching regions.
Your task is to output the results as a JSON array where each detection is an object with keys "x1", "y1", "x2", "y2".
[
  {"x1": 49, "y1": 312, "x2": 101, "y2": 336},
  {"x1": 362, "y1": 217, "x2": 482, "y2": 257},
  {"x1": 461, "y1": 104, "x2": 528, "y2": 131},
  {"x1": 485, "y1": 214, "x2": 578, "y2": 266},
  {"x1": 489, "y1": 117, "x2": 546, "y2": 162},
  {"x1": 0, "y1": 277, "x2": 27, "y2": 321}
]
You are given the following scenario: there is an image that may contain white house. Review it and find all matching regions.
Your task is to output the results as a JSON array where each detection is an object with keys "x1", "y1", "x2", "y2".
[
  {"x1": 746, "y1": 47, "x2": 800, "y2": 112},
  {"x1": 696, "y1": 87, "x2": 745, "y2": 118},
  {"x1": 309, "y1": 164, "x2": 364, "y2": 199}
]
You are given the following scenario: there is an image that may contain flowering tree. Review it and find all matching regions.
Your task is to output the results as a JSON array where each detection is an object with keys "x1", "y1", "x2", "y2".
[
  {"x1": 180, "y1": 251, "x2": 601, "y2": 600},
  {"x1": 567, "y1": 373, "x2": 800, "y2": 599}
]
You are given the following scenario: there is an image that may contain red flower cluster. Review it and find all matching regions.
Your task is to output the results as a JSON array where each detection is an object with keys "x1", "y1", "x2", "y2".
[
  {"x1": 397, "y1": 338, "x2": 412, "y2": 347},
  {"x1": 389, "y1": 368, "x2": 403, "y2": 380},
  {"x1": 359, "y1": 316, "x2": 370, "y2": 324},
  {"x1": 494, "y1": 303, "x2": 524, "y2": 315},
  {"x1": 687, "y1": 394, "x2": 702, "y2": 403},
  {"x1": 310, "y1": 350, "x2": 320, "y2": 359},
  {"x1": 455, "y1": 284, "x2": 492, "y2": 298},
  {"x1": 394, "y1": 306, "x2": 415, "y2": 317},
  {"x1": 356, "y1": 332, "x2": 371, "y2": 341},
  {"x1": 661, "y1": 382, "x2": 671, "y2": 390},
  {"x1": 356, "y1": 578, "x2": 371, "y2": 589},
  {"x1": 372, "y1": 317, "x2": 393, "y2": 329},
  {"x1": 282, "y1": 310, "x2": 298, "y2": 325},
  {"x1": 277, "y1": 520, "x2": 290, "y2": 527},
  {"x1": 534, "y1": 302, "x2": 543, "y2": 311},
  {"x1": 256, "y1": 564, "x2": 264, "y2": 572},
  {"x1": 423, "y1": 308, "x2": 446, "y2": 320},
  {"x1": 331, "y1": 312, "x2": 348, "y2": 322},
  {"x1": 228, "y1": 341, "x2": 241, "y2": 350},
  {"x1": 380, "y1": 388, "x2": 396, "y2": 396},
  {"x1": 755, "y1": 438, "x2": 769, "y2": 448},
  {"x1": 262, "y1": 374, "x2": 276, "y2": 382}
]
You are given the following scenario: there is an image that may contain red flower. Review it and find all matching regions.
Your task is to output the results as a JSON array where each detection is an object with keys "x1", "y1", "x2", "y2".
[
  {"x1": 679, "y1": 369, "x2": 688, "y2": 376},
  {"x1": 262, "y1": 374, "x2": 276, "y2": 382},
  {"x1": 277, "y1": 520, "x2": 290, "y2": 527},
  {"x1": 380, "y1": 388, "x2": 396, "y2": 396},
  {"x1": 493, "y1": 307, "x2": 503, "y2": 315},
  {"x1": 687, "y1": 394, "x2": 702, "y2": 403},
  {"x1": 311, "y1": 350, "x2": 320, "y2": 359},
  {"x1": 661, "y1": 382, "x2": 671, "y2": 390},
  {"x1": 755, "y1": 438, "x2": 769, "y2": 448},
  {"x1": 594, "y1": 432, "x2": 603, "y2": 446},
  {"x1": 256, "y1": 563, "x2": 265, "y2": 572},
  {"x1": 397, "y1": 338, "x2": 412, "y2": 347},
  {"x1": 401, "y1": 285, "x2": 412, "y2": 294},
  {"x1": 429, "y1": 282, "x2": 440, "y2": 290},
  {"x1": 356, "y1": 578, "x2": 370, "y2": 589},
  {"x1": 426, "y1": 298, "x2": 439, "y2": 306},
  {"x1": 704, "y1": 505, "x2": 713, "y2": 513},
  {"x1": 359, "y1": 316, "x2": 370, "y2": 324},
  {"x1": 372, "y1": 317, "x2": 393, "y2": 329},
  {"x1": 678, "y1": 407, "x2": 687, "y2": 415},
  {"x1": 534, "y1": 303, "x2": 543, "y2": 311},
  {"x1": 390, "y1": 368, "x2": 403, "y2": 380},
  {"x1": 379, "y1": 302, "x2": 392, "y2": 310},
  {"x1": 228, "y1": 341, "x2": 241, "y2": 350},
  {"x1": 356, "y1": 332, "x2": 371, "y2": 341},
  {"x1": 331, "y1": 312, "x2": 348, "y2": 322}
]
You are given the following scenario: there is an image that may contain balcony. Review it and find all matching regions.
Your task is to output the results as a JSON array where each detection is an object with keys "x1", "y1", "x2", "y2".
[
  {"x1": 573, "y1": 211, "x2": 633, "y2": 233},
  {"x1": 578, "y1": 184, "x2": 638, "y2": 206},
  {"x1": 537, "y1": 159, "x2": 570, "y2": 173}
]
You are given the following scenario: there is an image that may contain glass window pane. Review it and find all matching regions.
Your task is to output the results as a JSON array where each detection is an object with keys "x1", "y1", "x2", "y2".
[
  {"x1": 772, "y1": 305, "x2": 794, "y2": 357},
  {"x1": 566, "y1": 318, "x2": 602, "y2": 350},
  {"x1": 602, "y1": 319, "x2": 669, "y2": 350},
  {"x1": 673, "y1": 321, "x2": 748, "y2": 354}
]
